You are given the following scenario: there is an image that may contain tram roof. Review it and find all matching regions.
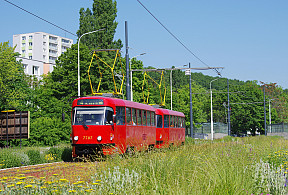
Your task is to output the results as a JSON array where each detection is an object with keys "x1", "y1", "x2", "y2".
[
  {"x1": 155, "y1": 108, "x2": 185, "y2": 117},
  {"x1": 72, "y1": 96, "x2": 155, "y2": 111}
]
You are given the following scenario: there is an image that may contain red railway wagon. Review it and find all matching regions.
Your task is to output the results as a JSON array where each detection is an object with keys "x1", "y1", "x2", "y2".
[
  {"x1": 71, "y1": 96, "x2": 156, "y2": 157},
  {"x1": 155, "y1": 108, "x2": 185, "y2": 148}
]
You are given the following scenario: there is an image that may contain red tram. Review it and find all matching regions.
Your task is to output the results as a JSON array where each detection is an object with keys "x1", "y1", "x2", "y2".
[
  {"x1": 71, "y1": 96, "x2": 185, "y2": 157},
  {"x1": 155, "y1": 108, "x2": 185, "y2": 148}
]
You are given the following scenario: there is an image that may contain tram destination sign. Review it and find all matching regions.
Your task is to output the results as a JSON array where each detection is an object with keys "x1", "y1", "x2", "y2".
[
  {"x1": 77, "y1": 99, "x2": 104, "y2": 105},
  {"x1": 0, "y1": 111, "x2": 30, "y2": 140}
]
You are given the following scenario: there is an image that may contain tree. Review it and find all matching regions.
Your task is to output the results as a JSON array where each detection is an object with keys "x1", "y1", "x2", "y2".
[
  {"x1": 77, "y1": 0, "x2": 122, "y2": 50},
  {"x1": 0, "y1": 42, "x2": 32, "y2": 111}
]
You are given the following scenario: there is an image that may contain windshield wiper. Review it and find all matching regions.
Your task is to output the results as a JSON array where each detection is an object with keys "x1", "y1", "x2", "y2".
[{"x1": 82, "y1": 122, "x2": 89, "y2": 129}]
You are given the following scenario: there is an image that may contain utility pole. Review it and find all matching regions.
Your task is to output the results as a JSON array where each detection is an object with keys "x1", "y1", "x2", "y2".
[
  {"x1": 263, "y1": 85, "x2": 267, "y2": 135},
  {"x1": 227, "y1": 78, "x2": 231, "y2": 136},
  {"x1": 125, "y1": 21, "x2": 131, "y2": 100},
  {"x1": 189, "y1": 63, "x2": 193, "y2": 138}
]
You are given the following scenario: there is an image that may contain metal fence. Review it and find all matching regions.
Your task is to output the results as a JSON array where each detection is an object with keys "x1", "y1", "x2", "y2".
[
  {"x1": 268, "y1": 123, "x2": 288, "y2": 133},
  {"x1": 186, "y1": 122, "x2": 228, "y2": 137}
]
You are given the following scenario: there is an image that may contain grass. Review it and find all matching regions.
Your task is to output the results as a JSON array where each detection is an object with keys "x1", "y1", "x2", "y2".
[{"x1": 1, "y1": 136, "x2": 288, "y2": 194}]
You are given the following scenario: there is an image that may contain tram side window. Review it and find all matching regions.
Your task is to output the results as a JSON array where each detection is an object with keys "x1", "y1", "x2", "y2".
[
  {"x1": 126, "y1": 107, "x2": 132, "y2": 125},
  {"x1": 156, "y1": 115, "x2": 163, "y2": 128},
  {"x1": 151, "y1": 112, "x2": 155, "y2": 126},
  {"x1": 176, "y1": 117, "x2": 179, "y2": 128},
  {"x1": 132, "y1": 108, "x2": 137, "y2": 126},
  {"x1": 137, "y1": 109, "x2": 142, "y2": 126},
  {"x1": 170, "y1": 116, "x2": 173, "y2": 127},
  {"x1": 116, "y1": 107, "x2": 125, "y2": 125},
  {"x1": 164, "y1": 115, "x2": 169, "y2": 128},
  {"x1": 142, "y1": 110, "x2": 147, "y2": 126},
  {"x1": 179, "y1": 117, "x2": 183, "y2": 128},
  {"x1": 147, "y1": 111, "x2": 151, "y2": 126}
]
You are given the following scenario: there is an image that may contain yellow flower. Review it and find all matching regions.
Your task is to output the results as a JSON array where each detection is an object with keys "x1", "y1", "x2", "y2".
[
  {"x1": 52, "y1": 174, "x2": 58, "y2": 176},
  {"x1": 41, "y1": 186, "x2": 46, "y2": 189},
  {"x1": 16, "y1": 182, "x2": 23, "y2": 185},
  {"x1": 92, "y1": 183, "x2": 99, "y2": 185},
  {"x1": 24, "y1": 185, "x2": 33, "y2": 188},
  {"x1": 59, "y1": 179, "x2": 68, "y2": 182},
  {"x1": 69, "y1": 190, "x2": 76, "y2": 193}
]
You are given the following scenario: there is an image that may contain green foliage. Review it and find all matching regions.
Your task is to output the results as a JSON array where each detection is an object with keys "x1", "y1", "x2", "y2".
[
  {"x1": 0, "y1": 42, "x2": 32, "y2": 111},
  {"x1": 26, "y1": 149, "x2": 43, "y2": 165},
  {"x1": 61, "y1": 147, "x2": 73, "y2": 162},
  {"x1": 77, "y1": 0, "x2": 122, "y2": 50},
  {"x1": 29, "y1": 117, "x2": 70, "y2": 146},
  {"x1": 0, "y1": 150, "x2": 29, "y2": 168}
]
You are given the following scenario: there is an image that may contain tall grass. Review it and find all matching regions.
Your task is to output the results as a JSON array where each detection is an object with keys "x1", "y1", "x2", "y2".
[
  {"x1": 1, "y1": 136, "x2": 288, "y2": 194},
  {"x1": 93, "y1": 136, "x2": 288, "y2": 194}
]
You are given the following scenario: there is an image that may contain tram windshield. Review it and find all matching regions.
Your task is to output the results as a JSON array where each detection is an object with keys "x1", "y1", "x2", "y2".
[{"x1": 73, "y1": 107, "x2": 114, "y2": 125}]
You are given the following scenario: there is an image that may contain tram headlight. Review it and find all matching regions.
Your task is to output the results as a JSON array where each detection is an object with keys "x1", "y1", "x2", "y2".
[
  {"x1": 160, "y1": 134, "x2": 162, "y2": 139},
  {"x1": 97, "y1": 136, "x2": 102, "y2": 141},
  {"x1": 74, "y1": 136, "x2": 79, "y2": 141}
]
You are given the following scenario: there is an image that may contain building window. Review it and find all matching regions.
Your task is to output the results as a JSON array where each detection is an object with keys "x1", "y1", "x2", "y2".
[
  {"x1": 43, "y1": 42, "x2": 46, "y2": 46},
  {"x1": 33, "y1": 66, "x2": 39, "y2": 75},
  {"x1": 29, "y1": 42, "x2": 32, "y2": 46},
  {"x1": 29, "y1": 35, "x2": 33, "y2": 39},
  {"x1": 49, "y1": 36, "x2": 57, "y2": 41},
  {"x1": 22, "y1": 50, "x2": 25, "y2": 54},
  {"x1": 43, "y1": 55, "x2": 46, "y2": 59},
  {"x1": 22, "y1": 43, "x2": 26, "y2": 47},
  {"x1": 23, "y1": 64, "x2": 28, "y2": 74},
  {"x1": 29, "y1": 56, "x2": 32, "y2": 59},
  {"x1": 62, "y1": 39, "x2": 70, "y2": 43},
  {"x1": 22, "y1": 36, "x2": 26, "y2": 41},
  {"x1": 43, "y1": 35, "x2": 46, "y2": 39}
]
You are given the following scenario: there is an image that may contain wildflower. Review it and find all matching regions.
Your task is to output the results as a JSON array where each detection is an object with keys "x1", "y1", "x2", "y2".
[
  {"x1": 24, "y1": 185, "x2": 33, "y2": 188},
  {"x1": 69, "y1": 190, "x2": 76, "y2": 193},
  {"x1": 41, "y1": 186, "x2": 46, "y2": 189},
  {"x1": 53, "y1": 174, "x2": 58, "y2": 176},
  {"x1": 59, "y1": 179, "x2": 68, "y2": 182},
  {"x1": 16, "y1": 182, "x2": 23, "y2": 185},
  {"x1": 92, "y1": 183, "x2": 99, "y2": 185}
]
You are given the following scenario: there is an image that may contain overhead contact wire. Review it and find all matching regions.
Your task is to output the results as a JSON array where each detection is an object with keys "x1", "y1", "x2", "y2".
[
  {"x1": 136, "y1": 0, "x2": 221, "y2": 75},
  {"x1": 3, "y1": 0, "x2": 77, "y2": 37}
]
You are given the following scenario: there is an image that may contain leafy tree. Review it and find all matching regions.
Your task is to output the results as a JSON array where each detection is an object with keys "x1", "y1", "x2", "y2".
[
  {"x1": 0, "y1": 42, "x2": 32, "y2": 111},
  {"x1": 77, "y1": 0, "x2": 122, "y2": 50}
]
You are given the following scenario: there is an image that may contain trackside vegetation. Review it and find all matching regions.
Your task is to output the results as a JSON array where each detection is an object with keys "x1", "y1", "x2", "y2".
[{"x1": 1, "y1": 136, "x2": 288, "y2": 194}]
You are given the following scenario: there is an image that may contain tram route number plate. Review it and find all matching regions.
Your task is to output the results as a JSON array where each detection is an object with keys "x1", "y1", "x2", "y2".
[{"x1": 77, "y1": 99, "x2": 104, "y2": 105}]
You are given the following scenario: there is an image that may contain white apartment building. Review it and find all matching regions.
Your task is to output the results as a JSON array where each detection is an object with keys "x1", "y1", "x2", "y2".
[{"x1": 13, "y1": 32, "x2": 73, "y2": 78}]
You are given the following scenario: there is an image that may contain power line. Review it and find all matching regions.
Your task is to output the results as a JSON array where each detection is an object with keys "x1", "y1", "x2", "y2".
[
  {"x1": 3, "y1": 0, "x2": 77, "y2": 37},
  {"x1": 136, "y1": 0, "x2": 221, "y2": 75}
]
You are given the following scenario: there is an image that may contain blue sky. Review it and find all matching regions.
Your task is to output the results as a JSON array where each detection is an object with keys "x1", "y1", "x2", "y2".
[{"x1": 1, "y1": 0, "x2": 287, "y2": 89}]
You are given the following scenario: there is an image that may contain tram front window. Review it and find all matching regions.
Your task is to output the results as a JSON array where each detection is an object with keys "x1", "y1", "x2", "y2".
[{"x1": 73, "y1": 107, "x2": 114, "y2": 125}]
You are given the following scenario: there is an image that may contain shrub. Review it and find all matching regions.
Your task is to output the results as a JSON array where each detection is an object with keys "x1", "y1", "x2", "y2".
[
  {"x1": 0, "y1": 150, "x2": 30, "y2": 168},
  {"x1": 61, "y1": 147, "x2": 72, "y2": 162},
  {"x1": 46, "y1": 147, "x2": 64, "y2": 162},
  {"x1": 26, "y1": 149, "x2": 43, "y2": 165}
]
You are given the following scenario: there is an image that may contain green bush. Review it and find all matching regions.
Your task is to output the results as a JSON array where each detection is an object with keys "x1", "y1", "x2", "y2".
[
  {"x1": 46, "y1": 147, "x2": 64, "y2": 161},
  {"x1": 26, "y1": 149, "x2": 43, "y2": 165},
  {"x1": 0, "y1": 150, "x2": 30, "y2": 168},
  {"x1": 61, "y1": 147, "x2": 72, "y2": 162}
]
